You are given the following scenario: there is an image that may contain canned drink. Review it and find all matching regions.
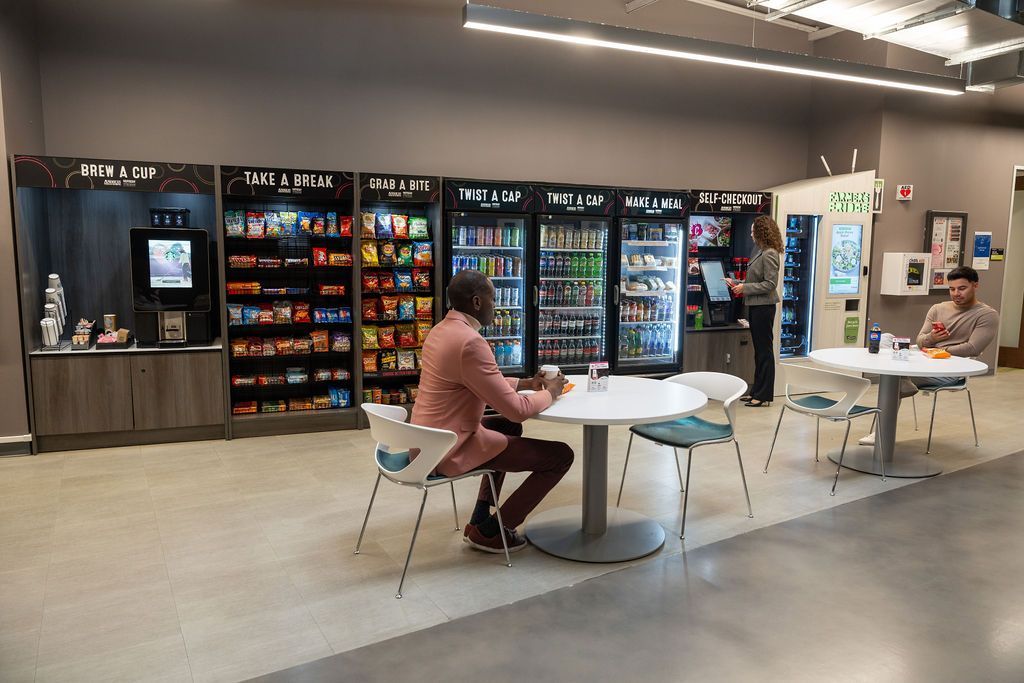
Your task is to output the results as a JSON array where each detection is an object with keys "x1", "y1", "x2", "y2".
[
  {"x1": 495, "y1": 256, "x2": 504, "y2": 277},
  {"x1": 504, "y1": 257, "x2": 513, "y2": 277},
  {"x1": 511, "y1": 288, "x2": 520, "y2": 306},
  {"x1": 513, "y1": 257, "x2": 521, "y2": 277},
  {"x1": 362, "y1": 389, "x2": 373, "y2": 404},
  {"x1": 494, "y1": 226, "x2": 503, "y2": 246},
  {"x1": 458, "y1": 226, "x2": 466, "y2": 245}
]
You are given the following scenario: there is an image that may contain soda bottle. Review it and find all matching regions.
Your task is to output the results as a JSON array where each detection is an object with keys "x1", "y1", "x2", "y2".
[
  {"x1": 561, "y1": 283, "x2": 571, "y2": 306},
  {"x1": 694, "y1": 306, "x2": 704, "y2": 331},
  {"x1": 568, "y1": 282, "x2": 578, "y2": 307},
  {"x1": 575, "y1": 340, "x2": 584, "y2": 363},
  {"x1": 868, "y1": 323, "x2": 881, "y2": 354},
  {"x1": 595, "y1": 254, "x2": 604, "y2": 277},
  {"x1": 593, "y1": 281, "x2": 603, "y2": 307},
  {"x1": 539, "y1": 254, "x2": 547, "y2": 277},
  {"x1": 555, "y1": 226, "x2": 564, "y2": 249},
  {"x1": 539, "y1": 283, "x2": 548, "y2": 307},
  {"x1": 585, "y1": 283, "x2": 594, "y2": 307},
  {"x1": 566, "y1": 254, "x2": 575, "y2": 278},
  {"x1": 512, "y1": 340, "x2": 522, "y2": 366},
  {"x1": 559, "y1": 313, "x2": 569, "y2": 335},
  {"x1": 539, "y1": 225, "x2": 547, "y2": 249}
]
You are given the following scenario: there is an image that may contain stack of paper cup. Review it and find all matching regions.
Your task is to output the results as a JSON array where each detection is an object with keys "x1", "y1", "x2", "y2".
[
  {"x1": 880, "y1": 332, "x2": 895, "y2": 355},
  {"x1": 44, "y1": 288, "x2": 66, "y2": 320},
  {"x1": 40, "y1": 318, "x2": 59, "y2": 347},
  {"x1": 47, "y1": 274, "x2": 66, "y2": 320},
  {"x1": 44, "y1": 303, "x2": 63, "y2": 336}
]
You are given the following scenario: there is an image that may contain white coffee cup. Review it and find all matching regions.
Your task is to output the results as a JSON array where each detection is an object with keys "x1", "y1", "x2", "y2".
[{"x1": 540, "y1": 364, "x2": 560, "y2": 379}]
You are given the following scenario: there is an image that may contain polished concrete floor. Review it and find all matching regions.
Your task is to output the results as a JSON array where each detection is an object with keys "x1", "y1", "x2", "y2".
[
  {"x1": 0, "y1": 368, "x2": 1020, "y2": 681},
  {"x1": 259, "y1": 450, "x2": 1024, "y2": 683}
]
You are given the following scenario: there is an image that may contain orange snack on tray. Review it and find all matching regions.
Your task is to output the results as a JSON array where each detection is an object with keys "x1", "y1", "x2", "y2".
[
  {"x1": 562, "y1": 383, "x2": 575, "y2": 395},
  {"x1": 922, "y1": 347, "x2": 952, "y2": 359}
]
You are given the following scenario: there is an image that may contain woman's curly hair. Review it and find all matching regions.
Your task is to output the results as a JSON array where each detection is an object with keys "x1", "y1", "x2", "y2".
[{"x1": 752, "y1": 215, "x2": 783, "y2": 253}]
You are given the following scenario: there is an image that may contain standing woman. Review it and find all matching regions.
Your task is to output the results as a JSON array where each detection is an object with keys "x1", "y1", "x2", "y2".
[{"x1": 729, "y1": 216, "x2": 782, "y2": 407}]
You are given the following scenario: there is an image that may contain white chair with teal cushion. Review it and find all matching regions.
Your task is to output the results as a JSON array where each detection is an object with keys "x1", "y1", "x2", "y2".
[
  {"x1": 355, "y1": 403, "x2": 511, "y2": 599},
  {"x1": 616, "y1": 372, "x2": 753, "y2": 540},
  {"x1": 921, "y1": 378, "x2": 978, "y2": 454},
  {"x1": 762, "y1": 364, "x2": 883, "y2": 495}
]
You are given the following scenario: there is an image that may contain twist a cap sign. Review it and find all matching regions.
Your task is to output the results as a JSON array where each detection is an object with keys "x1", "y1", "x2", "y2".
[{"x1": 896, "y1": 184, "x2": 914, "y2": 201}]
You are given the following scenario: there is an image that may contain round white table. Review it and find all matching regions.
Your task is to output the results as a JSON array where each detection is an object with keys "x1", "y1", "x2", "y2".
[
  {"x1": 808, "y1": 348, "x2": 987, "y2": 478},
  {"x1": 525, "y1": 375, "x2": 708, "y2": 563}
]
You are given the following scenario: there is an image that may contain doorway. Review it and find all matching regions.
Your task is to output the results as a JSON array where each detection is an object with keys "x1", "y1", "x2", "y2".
[{"x1": 998, "y1": 167, "x2": 1024, "y2": 369}]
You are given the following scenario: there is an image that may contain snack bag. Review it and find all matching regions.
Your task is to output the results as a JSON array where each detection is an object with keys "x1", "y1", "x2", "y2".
[
  {"x1": 313, "y1": 247, "x2": 328, "y2": 267},
  {"x1": 313, "y1": 215, "x2": 326, "y2": 236},
  {"x1": 231, "y1": 338, "x2": 248, "y2": 357},
  {"x1": 380, "y1": 296, "x2": 400, "y2": 321},
  {"x1": 396, "y1": 243, "x2": 414, "y2": 266},
  {"x1": 380, "y1": 350, "x2": 398, "y2": 371},
  {"x1": 397, "y1": 324, "x2": 416, "y2": 348},
  {"x1": 242, "y1": 306, "x2": 260, "y2": 325},
  {"x1": 362, "y1": 325, "x2": 380, "y2": 350},
  {"x1": 313, "y1": 307, "x2": 328, "y2": 323},
  {"x1": 298, "y1": 212, "x2": 314, "y2": 235},
  {"x1": 281, "y1": 211, "x2": 298, "y2": 236},
  {"x1": 274, "y1": 338, "x2": 292, "y2": 355},
  {"x1": 361, "y1": 211, "x2": 376, "y2": 238},
  {"x1": 313, "y1": 368, "x2": 332, "y2": 382},
  {"x1": 293, "y1": 302, "x2": 311, "y2": 324},
  {"x1": 395, "y1": 270, "x2": 413, "y2": 291},
  {"x1": 328, "y1": 252, "x2": 349, "y2": 266},
  {"x1": 363, "y1": 351, "x2": 379, "y2": 374},
  {"x1": 293, "y1": 338, "x2": 313, "y2": 354},
  {"x1": 413, "y1": 241, "x2": 433, "y2": 266},
  {"x1": 392, "y1": 214, "x2": 410, "y2": 239},
  {"x1": 361, "y1": 272, "x2": 379, "y2": 292},
  {"x1": 415, "y1": 296, "x2": 433, "y2": 320},
  {"x1": 225, "y1": 210, "x2": 245, "y2": 237},
  {"x1": 378, "y1": 326, "x2": 397, "y2": 349},
  {"x1": 246, "y1": 211, "x2": 265, "y2": 239},
  {"x1": 265, "y1": 212, "x2": 283, "y2": 237},
  {"x1": 339, "y1": 215, "x2": 353, "y2": 237},
  {"x1": 310, "y1": 329, "x2": 329, "y2": 353},
  {"x1": 272, "y1": 300, "x2": 292, "y2": 324},
  {"x1": 379, "y1": 240, "x2": 397, "y2": 266},
  {"x1": 397, "y1": 350, "x2": 416, "y2": 371},
  {"x1": 375, "y1": 213, "x2": 394, "y2": 239},
  {"x1": 326, "y1": 308, "x2": 341, "y2": 323},
  {"x1": 361, "y1": 242, "x2": 379, "y2": 266},
  {"x1": 331, "y1": 332, "x2": 351, "y2": 353},
  {"x1": 227, "y1": 303, "x2": 243, "y2": 326},
  {"x1": 362, "y1": 298, "x2": 379, "y2": 321},
  {"x1": 326, "y1": 212, "x2": 339, "y2": 237},
  {"x1": 416, "y1": 321, "x2": 433, "y2": 345},
  {"x1": 398, "y1": 296, "x2": 415, "y2": 321},
  {"x1": 408, "y1": 216, "x2": 429, "y2": 239},
  {"x1": 257, "y1": 304, "x2": 275, "y2": 325},
  {"x1": 412, "y1": 268, "x2": 431, "y2": 290},
  {"x1": 248, "y1": 338, "x2": 264, "y2": 356},
  {"x1": 413, "y1": 349, "x2": 423, "y2": 368},
  {"x1": 378, "y1": 271, "x2": 396, "y2": 291},
  {"x1": 338, "y1": 307, "x2": 352, "y2": 323}
]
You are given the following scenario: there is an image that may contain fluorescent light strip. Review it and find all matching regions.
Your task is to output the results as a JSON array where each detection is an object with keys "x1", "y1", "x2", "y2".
[{"x1": 464, "y1": 9, "x2": 964, "y2": 96}]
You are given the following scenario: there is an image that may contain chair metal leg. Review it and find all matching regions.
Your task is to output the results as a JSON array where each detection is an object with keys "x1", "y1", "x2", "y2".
[
  {"x1": 673, "y1": 447, "x2": 685, "y2": 493},
  {"x1": 830, "y1": 420, "x2": 852, "y2": 496},
  {"x1": 763, "y1": 406, "x2": 786, "y2": 473},
  {"x1": 870, "y1": 414, "x2": 876, "y2": 433},
  {"x1": 396, "y1": 489, "x2": 429, "y2": 599},
  {"x1": 874, "y1": 414, "x2": 886, "y2": 482},
  {"x1": 926, "y1": 391, "x2": 939, "y2": 454},
  {"x1": 967, "y1": 390, "x2": 979, "y2": 447},
  {"x1": 679, "y1": 448, "x2": 694, "y2": 540},
  {"x1": 450, "y1": 482, "x2": 460, "y2": 531},
  {"x1": 354, "y1": 472, "x2": 382, "y2": 554},
  {"x1": 815, "y1": 417, "x2": 820, "y2": 463},
  {"x1": 912, "y1": 395, "x2": 919, "y2": 431},
  {"x1": 734, "y1": 440, "x2": 753, "y2": 519},
  {"x1": 486, "y1": 473, "x2": 512, "y2": 568},
  {"x1": 616, "y1": 432, "x2": 634, "y2": 507}
]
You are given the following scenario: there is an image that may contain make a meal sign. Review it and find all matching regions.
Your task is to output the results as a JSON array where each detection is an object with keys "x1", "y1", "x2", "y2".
[
  {"x1": 534, "y1": 185, "x2": 616, "y2": 215},
  {"x1": 13, "y1": 155, "x2": 215, "y2": 194},
  {"x1": 445, "y1": 180, "x2": 535, "y2": 212},
  {"x1": 690, "y1": 189, "x2": 772, "y2": 214},
  {"x1": 617, "y1": 189, "x2": 689, "y2": 217},
  {"x1": 360, "y1": 173, "x2": 440, "y2": 203},
  {"x1": 221, "y1": 166, "x2": 354, "y2": 200}
]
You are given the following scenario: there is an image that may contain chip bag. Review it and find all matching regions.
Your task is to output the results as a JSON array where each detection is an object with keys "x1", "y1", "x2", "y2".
[
  {"x1": 362, "y1": 325, "x2": 380, "y2": 350},
  {"x1": 408, "y1": 216, "x2": 429, "y2": 239},
  {"x1": 361, "y1": 242, "x2": 379, "y2": 266},
  {"x1": 362, "y1": 298, "x2": 379, "y2": 321},
  {"x1": 398, "y1": 296, "x2": 415, "y2": 321},
  {"x1": 413, "y1": 241, "x2": 432, "y2": 266},
  {"x1": 361, "y1": 211, "x2": 376, "y2": 238},
  {"x1": 397, "y1": 243, "x2": 414, "y2": 266},
  {"x1": 375, "y1": 213, "x2": 393, "y2": 239},
  {"x1": 392, "y1": 214, "x2": 409, "y2": 239},
  {"x1": 362, "y1": 351, "x2": 379, "y2": 374},
  {"x1": 415, "y1": 297, "x2": 433, "y2": 320}
]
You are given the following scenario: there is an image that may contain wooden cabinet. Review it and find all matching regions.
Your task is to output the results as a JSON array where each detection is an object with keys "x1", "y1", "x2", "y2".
[
  {"x1": 31, "y1": 355, "x2": 134, "y2": 435},
  {"x1": 683, "y1": 328, "x2": 755, "y2": 385},
  {"x1": 31, "y1": 350, "x2": 224, "y2": 436},
  {"x1": 130, "y1": 353, "x2": 224, "y2": 430}
]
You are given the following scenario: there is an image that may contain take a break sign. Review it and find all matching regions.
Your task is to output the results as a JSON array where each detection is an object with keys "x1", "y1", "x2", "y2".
[{"x1": 896, "y1": 184, "x2": 913, "y2": 201}]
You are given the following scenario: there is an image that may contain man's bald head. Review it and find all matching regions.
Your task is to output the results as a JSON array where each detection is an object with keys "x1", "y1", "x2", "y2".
[{"x1": 448, "y1": 270, "x2": 495, "y2": 325}]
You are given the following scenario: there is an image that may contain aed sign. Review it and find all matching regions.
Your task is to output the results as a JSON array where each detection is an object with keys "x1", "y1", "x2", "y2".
[{"x1": 896, "y1": 184, "x2": 914, "y2": 201}]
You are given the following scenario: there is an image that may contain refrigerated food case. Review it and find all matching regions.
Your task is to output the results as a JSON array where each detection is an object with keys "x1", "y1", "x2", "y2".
[
  {"x1": 780, "y1": 214, "x2": 819, "y2": 358},
  {"x1": 444, "y1": 179, "x2": 534, "y2": 377},
  {"x1": 532, "y1": 185, "x2": 615, "y2": 373},
  {"x1": 358, "y1": 173, "x2": 441, "y2": 408},
  {"x1": 613, "y1": 188, "x2": 689, "y2": 374}
]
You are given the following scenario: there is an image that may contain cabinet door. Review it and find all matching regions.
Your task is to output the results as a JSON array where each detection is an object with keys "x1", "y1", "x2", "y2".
[
  {"x1": 723, "y1": 331, "x2": 756, "y2": 385},
  {"x1": 130, "y1": 352, "x2": 225, "y2": 430},
  {"x1": 31, "y1": 355, "x2": 134, "y2": 435}
]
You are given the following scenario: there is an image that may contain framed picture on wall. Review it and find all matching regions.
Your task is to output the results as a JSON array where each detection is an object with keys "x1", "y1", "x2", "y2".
[{"x1": 924, "y1": 210, "x2": 968, "y2": 288}]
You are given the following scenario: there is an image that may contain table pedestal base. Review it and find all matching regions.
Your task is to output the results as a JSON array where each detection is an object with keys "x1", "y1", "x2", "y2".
[
  {"x1": 827, "y1": 445, "x2": 942, "y2": 478},
  {"x1": 526, "y1": 506, "x2": 666, "y2": 563}
]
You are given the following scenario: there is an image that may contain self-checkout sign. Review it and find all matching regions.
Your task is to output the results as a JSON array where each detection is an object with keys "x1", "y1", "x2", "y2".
[{"x1": 897, "y1": 184, "x2": 913, "y2": 201}]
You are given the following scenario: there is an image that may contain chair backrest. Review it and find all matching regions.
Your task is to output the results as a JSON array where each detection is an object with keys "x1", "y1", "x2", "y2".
[
  {"x1": 665, "y1": 372, "x2": 747, "y2": 429},
  {"x1": 778, "y1": 364, "x2": 870, "y2": 417},
  {"x1": 362, "y1": 403, "x2": 458, "y2": 485}
]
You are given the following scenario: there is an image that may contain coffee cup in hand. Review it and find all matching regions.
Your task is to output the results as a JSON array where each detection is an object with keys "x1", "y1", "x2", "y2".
[{"x1": 540, "y1": 364, "x2": 560, "y2": 380}]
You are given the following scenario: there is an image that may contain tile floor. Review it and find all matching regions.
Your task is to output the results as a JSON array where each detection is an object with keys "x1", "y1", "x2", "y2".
[{"x1": 1, "y1": 368, "x2": 1020, "y2": 682}]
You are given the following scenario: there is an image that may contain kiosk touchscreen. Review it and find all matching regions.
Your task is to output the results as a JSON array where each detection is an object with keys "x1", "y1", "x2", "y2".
[
  {"x1": 130, "y1": 227, "x2": 211, "y2": 346},
  {"x1": 699, "y1": 259, "x2": 733, "y2": 326}
]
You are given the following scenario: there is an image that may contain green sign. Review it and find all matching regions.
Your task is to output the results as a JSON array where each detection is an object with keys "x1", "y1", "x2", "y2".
[
  {"x1": 828, "y1": 192, "x2": 871, "y2": 214},
  {"x1": 844, "y1": 317, "x2": 860, "y2": 345}
]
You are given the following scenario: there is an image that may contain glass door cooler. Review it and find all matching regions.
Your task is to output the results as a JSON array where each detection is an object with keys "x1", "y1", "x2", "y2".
[
  {"x1": 443, "y1": 179, "x2": 535, "y2": 377},
  {"x1": 781, "y1": 214, "x2": 819, "y2": 358},
  {"x1": 613, "y1": 189, "x2": 689, "y2": 373}
]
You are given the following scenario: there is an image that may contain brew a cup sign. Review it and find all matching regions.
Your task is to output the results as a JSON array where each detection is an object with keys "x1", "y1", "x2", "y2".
[{"x1": 896, "y1": 184, "x2": 914, "y2": 201}]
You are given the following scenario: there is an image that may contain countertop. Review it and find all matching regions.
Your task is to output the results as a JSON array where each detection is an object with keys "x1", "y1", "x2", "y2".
[{"x1": 30, "y1": 339, "x2": 223, "y2": 357}]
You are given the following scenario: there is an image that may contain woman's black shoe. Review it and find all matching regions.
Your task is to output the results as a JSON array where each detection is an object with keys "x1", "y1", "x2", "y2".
[
  {"x1": 745, "y1": 399, "x2": 771, "y2": 407},
  {"x1": 739, "y1": 395, "x2": 752, "y2": 402}
]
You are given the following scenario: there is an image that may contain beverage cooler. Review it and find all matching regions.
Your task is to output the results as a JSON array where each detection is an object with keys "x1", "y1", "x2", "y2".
[
  {"x1": 780, "y1": 214, "x2": 819, "y2": 358},
  {"x1": 531, "y1": 185, "x2": 616, "y2": 373},
  {"x1": 443, "y1": 179, "x2": 534, "y2": 377},
  {"x1": 613, "y1": 189, "x2": 689, "y2": 374}
]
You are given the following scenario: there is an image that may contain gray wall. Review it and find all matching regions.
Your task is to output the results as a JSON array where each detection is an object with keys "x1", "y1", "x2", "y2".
[{"x1": 33, "y1": 0, "x2": 815, "y2": 190}]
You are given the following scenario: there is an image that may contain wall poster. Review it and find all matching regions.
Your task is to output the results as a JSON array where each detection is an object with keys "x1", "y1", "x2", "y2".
[{"x1": 925, "y1": 210, "x2": 968, "y2": 287}]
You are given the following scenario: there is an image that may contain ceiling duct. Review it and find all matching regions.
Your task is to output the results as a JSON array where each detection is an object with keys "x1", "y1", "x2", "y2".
[{"x1": 966, "y1": 49, "x2": 1024, "y2": 89}]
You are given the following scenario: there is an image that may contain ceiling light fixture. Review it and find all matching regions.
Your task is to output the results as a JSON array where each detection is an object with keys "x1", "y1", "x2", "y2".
[{"x1": 463, "y1": 3, "x2": 965, "y2": 96}]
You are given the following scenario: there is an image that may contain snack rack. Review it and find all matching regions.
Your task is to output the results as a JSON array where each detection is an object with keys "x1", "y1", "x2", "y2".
[
  {"x1": 220, "y1": 166, "x2": 358, "y2": 437},
  {"x1": 357, "y1": 173, "x2": 441, "y2": 412}
]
